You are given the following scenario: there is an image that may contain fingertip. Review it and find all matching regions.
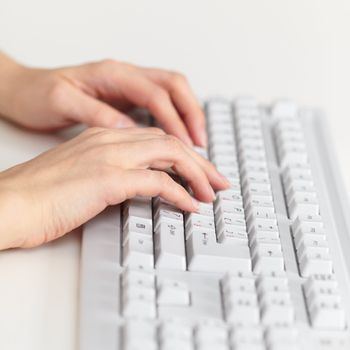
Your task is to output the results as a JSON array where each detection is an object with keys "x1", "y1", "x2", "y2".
[
  {"x1": 218, "y1": 174, "x2": 231, "y2": 188},
  {"x1": 191, "y1": 197, "x2": 200, "y2": 211},
  {"x1": 180, "y1": 133, "x2": 193, "y2": 147},
  {"x1": 197, "y1": 128, "x2": 208, "y2": 147},
  {"x1": 113, "y1": 117, "x2": 136, "y2": 129}
]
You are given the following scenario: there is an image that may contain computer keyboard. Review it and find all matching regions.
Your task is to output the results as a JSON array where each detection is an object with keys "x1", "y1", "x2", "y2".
[{"x1": 79, "y1": 98, "x2": 350, "y2": 350}]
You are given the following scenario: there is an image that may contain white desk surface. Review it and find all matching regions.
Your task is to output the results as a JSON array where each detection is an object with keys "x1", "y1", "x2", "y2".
[{"x1": 1, "y1": 1, "x2": 350, "y2": 349}]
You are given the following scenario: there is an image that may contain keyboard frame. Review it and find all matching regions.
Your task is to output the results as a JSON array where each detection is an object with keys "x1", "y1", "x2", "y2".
[{"x1": 79, "y1": 107, "x2": 350, "y2": 350}]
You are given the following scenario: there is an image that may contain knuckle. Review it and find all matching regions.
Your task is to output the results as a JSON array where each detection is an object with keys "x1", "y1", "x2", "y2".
[
  {"x1": 82, "y1": 127, "x2": 115, "y2": 144},
  {"x1": 94, "y1": 58, "x2": 121, "y2": 78},
  {"x1": 47, "y1": 77, "x2": 67, "y2": 110},
  {"x1": 85, "y1": 144, "x2": 104, "y2": 158},
  {"x1": 146, "y1": 127, "x2": 165, "y2": 135},
  {"x1": 87, "y1": 142, "x2": 116, "y2": 164},
  {"x1": 170, "y1": 71, "x2": 187, "y2": 87},
  {"x1": 94, "y1": 128, "x2": 115, "y2": 143},
  {"x1": 82, "y1": 126, "x2": 105, "y2": 136},
  {"x1": 158, "y1": 171, "x2": 171, "y2": 186},
  {"x1": 162, "y1": 134, "x2": 182, "y2": 151},
  {"x1": 147, "y1": 88, "x2": 168, "y2": 107},
  {"x1": 100, "y1": 58, "x2": 118, "y2": 68}
]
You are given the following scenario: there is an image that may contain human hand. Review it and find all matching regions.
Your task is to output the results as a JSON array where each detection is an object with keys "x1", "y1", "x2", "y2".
[
  {"x1": 0, "y1": 127, "x2": 229, "y2": 250},
  {"x1": 0, "y1": 53, "x2": 206, "y2": 146}
]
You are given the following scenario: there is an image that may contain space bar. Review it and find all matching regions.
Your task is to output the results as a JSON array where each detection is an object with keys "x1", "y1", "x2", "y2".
[{"x1": 186, "y1": 232, "x2": 252, "y2": 273}]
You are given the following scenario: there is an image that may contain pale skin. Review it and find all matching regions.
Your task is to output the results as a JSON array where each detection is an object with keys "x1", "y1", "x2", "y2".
[{"x1": 0, "y1": 52, "x2": 229, "y2": 250}]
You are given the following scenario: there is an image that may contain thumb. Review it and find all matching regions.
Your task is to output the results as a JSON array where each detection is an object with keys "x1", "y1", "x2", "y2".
[{"x1": 64, "y1": 85, "x2": 136, "y2": 128}]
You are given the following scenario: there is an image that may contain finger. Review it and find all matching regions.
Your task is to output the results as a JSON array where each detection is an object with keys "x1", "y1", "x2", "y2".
[
  {"x1": 182, "y1": 146, "x2": 231, "y2": 190},
  {"x1": 58, "y1": 83, "x2": 136, "y2": 128},
  {"x1": 116, "y1": 127, "x2": 166, "y2": 136},
  {"x1": 71, "y1": 61, "x2": 193, "y2": 145},
  {"x1": 118, "y1": 169, "x2": 199, "y2": 212},
  {"x1": 136, "y1": 68, "x2": 207, "y2": 147},
  {"x1": 115, "y1": 71, "x2": 194, "y2": 146},
  {"x1": 111, "y1": 136, "x2": 216, "y2": 202},
  {"x1": 110, "y1": 129, "x2": 229, "y2": 191},
  {"x1": 79, "y1": 127, "x2": 166, "y2": 147}
]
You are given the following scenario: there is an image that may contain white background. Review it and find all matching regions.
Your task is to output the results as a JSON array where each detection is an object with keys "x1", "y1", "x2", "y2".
[{"x1": 0, "y1": 1, "x2": 350, "y2": 349}]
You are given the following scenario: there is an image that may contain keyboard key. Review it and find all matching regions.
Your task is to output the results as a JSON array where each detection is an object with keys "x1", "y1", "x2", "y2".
[
  {"x1": 308, "y1": 297, "x2": 346, "y2": 330},
  {"x1": 157, "y1": 279, "x2": 190, "y2": 306},
  {"x1": 159, "y1": 319, "x2": 194, "y2": 350},
  {"x1": 298, "y1": 237, "x2": 329, "y2": 259},
  {"x1": 154, "y1": 202, "x2": 183, "y2": 230},
  {"x1": 288, "y1": 194, "x2": 320, "y2": 219},
  {"x1": 159, "y1": 320, "x2": 192, "y2": 341},
  {"x1": 216, "y1": 189, "x2": 243, "y2": 202},
  {"x1": 292, "y1": 214, "x2": 324, "y2": 234},
  {"x1": 185, "y1": 212, "x2": 215, "y2": 232},
  {"x1": 271, "y1": 99, "x2": 298, "y2": 118},
  {"x1": 304, "y1": 274, "x2": 339, "y2": 298},
  {"x1": 122, "y1": 233, "x2": 154, "y2": 269},
  {"x1": 123, "y1": 320, "x2": 157, "y2": 350},
  {"x1": 298, "y1": 249, "x2": 333, "y2": 277},
  {"x1": 186, "y1": 230, "x2": 251, "y2": 273},
  {"x1": 248, "y1": 222, "x2": 279, "y2": 237},
  {"x1": 222, "y1": 273, "x2": 256, "y2": 294},
  {"x1": 154, "y1": 221, "x2": 186, "y2": 271},
  {"x1": 222, "y1": 273, "x2": 260, "y2": 326},
  {"x1": 230, "y1": 326, "x2": 264, "y2": 350},
  {"x1": 245, "y1": 199, "x2": 275, "y2": 214},
  {"x1": 196, "y1": 202, "x2": 214, "y2": 217},
  {"x1": 224, "y1": 291, "x2": 260, "y2": 326},
  {"x1": 122, "y1": 283, "x2": 156, "y2": 319},
  {"x1": 250, "y1": 233, "x2": 281, "y2": 247},
  {"x1": 216, "y1": 211, "x2": 246, "y2": 227},
  {"x1": 122, "y1": 268, "x2": 155, "y2": 289},
  {"x1": 256, "y1": 275, "x2": 289, "y2": 294},
  {"x1": 247, "y1": 209, "x2": 277, "y2": 227},
  {"x1": 259, "y1": 291, "x2": 294, "y2": 326},
  {"x1": 123, "y1": 197, "x2": 153, "y2": 237},
  {"x1": 265, "y1": 327, "x2": 298, "y2": 349},
  {"x1": 207, "y1": 99, "x2": 232, "y2": 114},
  {"x1": 195, "y1": 322, "x2": 228, "y2": 349},
  {"x1": 251, "y1": 243, "x2": 284, "y2": 274},
  {"x1": 304, "y1": 275, "x2": 346, "y2": 330},
  {"x1": 216, "y1": 225, "x2": 249, "y2": 245},
  {"x1": 293, "y1": 230, "x2": 327, "y2": 250}
]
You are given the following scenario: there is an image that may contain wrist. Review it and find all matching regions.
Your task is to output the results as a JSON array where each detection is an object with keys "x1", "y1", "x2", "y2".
[
  {"x1": 0, "y1": 53, "x2": 28, "y2": 121},
  {"x1": 0, "y1": 174, "x2": 26, "y2": 250}
]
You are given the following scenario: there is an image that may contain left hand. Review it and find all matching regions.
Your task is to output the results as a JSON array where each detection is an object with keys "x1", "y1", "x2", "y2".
[{"x1": 1, "y1": 55, "x2": 206, "y2": 146}]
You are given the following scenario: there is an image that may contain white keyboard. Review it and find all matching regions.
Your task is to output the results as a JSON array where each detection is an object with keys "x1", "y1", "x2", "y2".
[{"x1": 79, "y1": 98, "x2": 350, "y2": 350}]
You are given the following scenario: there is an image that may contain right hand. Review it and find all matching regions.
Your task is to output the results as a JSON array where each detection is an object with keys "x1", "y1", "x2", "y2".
[{"x1": 0, "y1": 127, "x2": 229, "y2": 250}]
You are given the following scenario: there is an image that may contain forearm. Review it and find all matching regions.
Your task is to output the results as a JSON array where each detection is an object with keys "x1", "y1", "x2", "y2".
[{"x1": 0, "y1": 52, "x2": 26, "y2": 121}]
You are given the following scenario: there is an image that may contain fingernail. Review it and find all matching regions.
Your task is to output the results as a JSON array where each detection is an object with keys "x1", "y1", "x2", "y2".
[
  {"x1": 184, "y1": 134, "x2": 193, "y2": 147},
  {"x1": 219, "y1": 173, "x2": 231, "y2": 187},
  {"x1": 191, "y1": 197, "x2": 200, "y2": 211},
  {"x1": 114, "y1": 118, "x2": 135, "y2": 128},
  {"x1": 199, "y1": 129, "x2": 207, "y2": 147},
  {"x1": 209, "y1": 186, "x2": 216, "y2": 200}
]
